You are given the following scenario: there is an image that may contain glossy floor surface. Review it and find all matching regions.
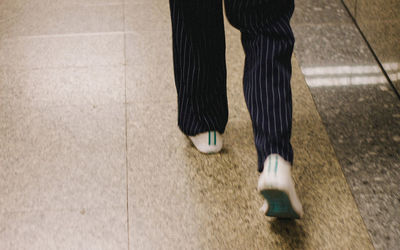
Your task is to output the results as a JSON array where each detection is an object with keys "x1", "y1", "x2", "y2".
[
  {"x1": 0, "y1": 0, "x2": 396, "y2": 249},
  {"x1": 293, "y1": 0, "x2": 400, "y2": 249},
  {"x1": 343, "y1": 0, "x2": 400, "y2": 93}
]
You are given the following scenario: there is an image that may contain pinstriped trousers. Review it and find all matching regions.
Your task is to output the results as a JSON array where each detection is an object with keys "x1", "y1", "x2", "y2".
[{"x1": 169, "y1": 0, "x2": 295, "y2": 172}]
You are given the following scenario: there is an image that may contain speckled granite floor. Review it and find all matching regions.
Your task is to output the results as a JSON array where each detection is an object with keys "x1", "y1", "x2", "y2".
[
  {"x1": 292, "y1": 0, "x2": 400, "y2": 249},
  {"x1": 0, "y1": 0, "x2": 390, "y2": 249}
]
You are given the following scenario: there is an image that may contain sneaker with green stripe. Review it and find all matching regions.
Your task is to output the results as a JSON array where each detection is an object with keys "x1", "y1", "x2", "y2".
[
  {"x1": 188, "y1": 131, "x2": 223, "y2": 154},
  {"x1": 258, "y1": 154, "x2": 304, "y2": 219}
]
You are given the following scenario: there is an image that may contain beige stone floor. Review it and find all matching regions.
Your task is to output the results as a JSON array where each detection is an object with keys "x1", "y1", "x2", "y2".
[{"x1": 0, "y1": 0, "x2": 374, "y2": 249}]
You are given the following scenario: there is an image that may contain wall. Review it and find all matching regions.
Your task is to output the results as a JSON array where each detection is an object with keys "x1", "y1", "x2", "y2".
[{"x1": 343, "y1": 0, "x2": 400, "y2": 92}]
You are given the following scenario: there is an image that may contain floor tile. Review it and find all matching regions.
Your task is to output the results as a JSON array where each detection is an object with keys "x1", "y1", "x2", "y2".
[
  {"x1": 125, "y1": 55, "x2": 373, "y2": 249},
  {"x1": 125, "y1": 64, "x2": 175, "y2": 104},
  {"x1": 125, "y1": 31, "x2": 175, "y2": 104},
  {"x1": 292, "y1": 23, "x2": 372, "y2": 66},
  {"x1": 359, "y1": 193, "x2": 400, "y2": 250},
  {"x1": 124, "y1": 0, "x2": 163, "y2": 4},
  {"x1": 307, "y1": 83, "x2": 400, "y2": 250},
  {"x1": 0, "y1": 34, "x2": 124, "y2": 68},
  {"x1": 0, "y1": 1, "x2": 123, "y2": 39},
  {"x1": 0, "y1": 1, "x2": 391, "y2": 249},
  {"x1": 124, "y1": 2, "x2": 170, "y2": 32},
  {"x1": 0, "y1": 66, "x2": 125, "y2": 107},
  {"x1": 125, "y1": 31, "x2": 172, "y2": 66},
  {"x1": 225, "y1": 26, "x2": 247, "y2": 104},
  {"x1": 0, "y1": 207, "x2": 127, "y2": 250},
  {"x1": 292, "y1": 2, "x2": 400, "y2": 248},
  {"x1": 0, "y1": 103, "x2": 126, "y2": 212},
  {"x1": 292, "y1": 0, "x2": 352, "y2": 24},
  {"x1": 73, "y1": 0, "x2": 123, "y2": 4}
]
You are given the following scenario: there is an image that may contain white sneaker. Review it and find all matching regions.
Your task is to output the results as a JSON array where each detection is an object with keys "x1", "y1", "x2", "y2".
[
  {"x1": 188, "y1": 131, "x2": 223, "y2": 154},
  {"x1": 257, "y1": 154, "x2": 303, "y2": 219}
]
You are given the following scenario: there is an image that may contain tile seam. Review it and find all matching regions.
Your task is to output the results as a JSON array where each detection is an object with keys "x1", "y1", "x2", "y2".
[{"x1": 122, "y1": 0, "x2": 131, "y2": 249}]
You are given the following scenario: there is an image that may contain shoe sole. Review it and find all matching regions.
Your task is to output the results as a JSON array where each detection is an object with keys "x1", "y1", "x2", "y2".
[{"x1": 260, "y1": 189, "x2": 300, "y2": 219}]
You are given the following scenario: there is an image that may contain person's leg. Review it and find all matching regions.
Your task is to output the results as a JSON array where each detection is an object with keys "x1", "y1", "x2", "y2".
[
  {"x1": 169, "y1": 0, "x2": 228, "y2": 138},
  {"x1": 224, "y1": 0, "x2": 295, "y2": 172},
  {"x1": 225, "y1": 0, "x2": 303, "y2": 218}
]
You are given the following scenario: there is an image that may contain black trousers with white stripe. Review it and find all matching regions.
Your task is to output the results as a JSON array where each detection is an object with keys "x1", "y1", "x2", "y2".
[{"x1": 169, "y1": 0, "x2": 295, "y2": 172}]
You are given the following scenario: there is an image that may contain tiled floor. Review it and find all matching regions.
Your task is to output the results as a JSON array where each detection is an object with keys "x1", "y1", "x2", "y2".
[
  {"x1": 0, "y1": 0, "x2": 396, "y2": 249},
  {"x1": 292, "y1": 0, "x2": 400, "y2": 249}
]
